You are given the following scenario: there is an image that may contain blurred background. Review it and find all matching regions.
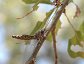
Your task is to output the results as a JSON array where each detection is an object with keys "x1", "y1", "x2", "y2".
[{"x1": 0, "y1": 0, "x2": 84, "y2": 64}]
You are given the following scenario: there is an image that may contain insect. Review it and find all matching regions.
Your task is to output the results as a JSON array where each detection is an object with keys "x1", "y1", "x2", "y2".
[
  {"x1": 12, "y1": 35, "x2": 36, "y2": 40},
  {"x1": 12, "y1": 29, "x2": 45, "y2": 41}
]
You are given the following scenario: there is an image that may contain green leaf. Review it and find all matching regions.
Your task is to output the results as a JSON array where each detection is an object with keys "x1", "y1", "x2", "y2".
[
  {"x1": 23, "y1": 0, "x2": 52, "y2": 4},
  {"x1": 68, "y1": 21, "x2": 84, "y2": 58},
  {"x1": 68, "y1": 41, "x2": 84, "y2": 58},
  {"x1": 46, "y1": 32, "x2": 52, "y2": 42},
  {"x1": 30, "y1": 21, "x2": 45, "y2": 35},
  {"x1": 30, "y1": 8, "x2": 55, "y2": 35},
  {"x1": 76, "y1": 31, "x2": 84, "y2": 42},
  {"x1": 68, "y1": 30, "x2": 84, "y2": 58},
  {"x1": 80, "y1": 22, "x2": 84, "y2": 33},
  {"x1": 80, "y1": 22, "x2": 84, "y2": 40}
]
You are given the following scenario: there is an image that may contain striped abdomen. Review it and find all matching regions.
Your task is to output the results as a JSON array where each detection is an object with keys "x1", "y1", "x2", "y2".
[{"x1": 12, "y1": 35, "x2": 36, "y2": 40}]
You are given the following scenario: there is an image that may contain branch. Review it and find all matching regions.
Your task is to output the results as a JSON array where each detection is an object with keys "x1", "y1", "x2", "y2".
[
  {"x1": 25, "y1": 0, "x2": 69, "y2": 64},
  {"x1": 51, "y1": 26, "x2": 58, "y2": 64}
]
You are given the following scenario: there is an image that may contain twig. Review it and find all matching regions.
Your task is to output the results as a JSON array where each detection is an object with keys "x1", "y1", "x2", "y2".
[
  {"x1": 51, "y1": 26, "x2": 58, "y2": 64},
  {"x1": 16, "y1": 10, "x2": 34, "y2": 19},
  {"x1": 25, "y1": 0, "x2": 69, "y2": 64}
]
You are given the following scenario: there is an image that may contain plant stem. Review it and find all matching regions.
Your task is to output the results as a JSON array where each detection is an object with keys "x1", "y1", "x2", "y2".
[{"x1": 51, "y1": 26, "x2": 58, "y2": 64}]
